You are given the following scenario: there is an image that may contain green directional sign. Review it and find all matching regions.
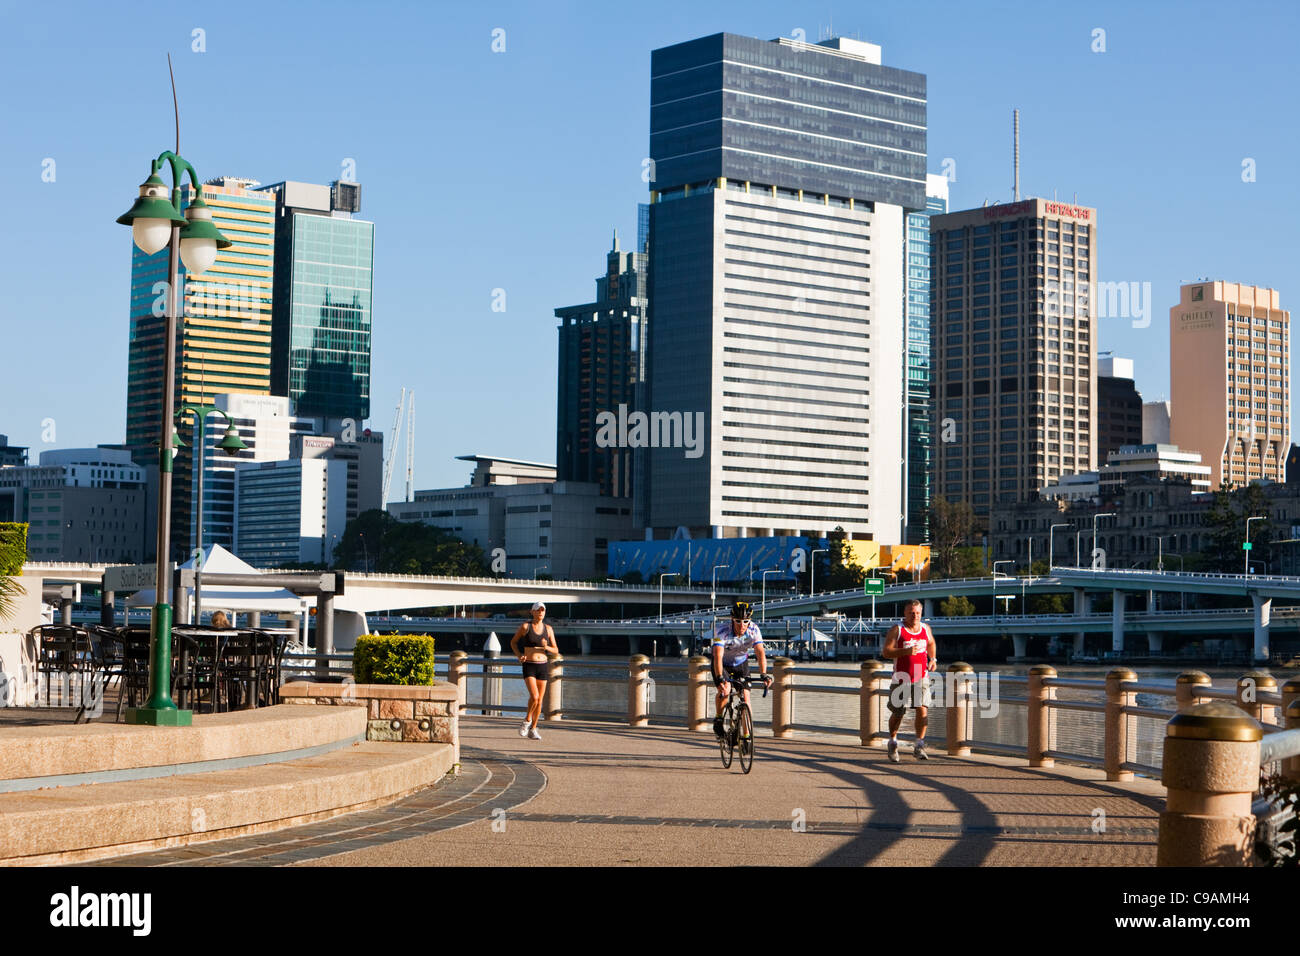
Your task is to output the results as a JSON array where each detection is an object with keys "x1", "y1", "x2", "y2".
[
  {"x1": 864, "y1": 578, "x2": 884, "y2": 596},
  {"x1": 1243, "y1": 542, "x2": 1253, "y2": 551}
]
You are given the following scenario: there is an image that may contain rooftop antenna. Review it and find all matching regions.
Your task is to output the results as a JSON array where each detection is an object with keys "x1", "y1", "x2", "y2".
[{"x1": 1013, "y1": 109, "x2": 1020, "y2": 202}]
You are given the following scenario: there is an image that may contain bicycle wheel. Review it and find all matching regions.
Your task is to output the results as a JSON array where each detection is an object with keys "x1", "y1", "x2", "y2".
[
  {"x1": 737, "y1": 703, "x2": 754, "y2": 774},
  {"x1": 718, "y1": 703, "x2": 734, "y2": 769}
]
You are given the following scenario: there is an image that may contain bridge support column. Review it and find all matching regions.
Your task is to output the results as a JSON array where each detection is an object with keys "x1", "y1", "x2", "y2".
[
  {"x1": 1251, "y1": 594, "x2": 1271, "y2": 662},
  {"x1": 1073, "y1": 588, "x2": 1088, "y2": 648},
  {"x1": 579, "y1": 634, "x2": 593, "y2": 656},
  {"x1": 1011, "y1": 634, "x2": 1028, "y2": 659},
  {"x1": 1147, "y1": 632, "x2": 1163, "y2": 654},
  {"x1": 248, "y1": 611, "x2": 261, "y2": 628},
  {"x1": 626, "y1": 635, "x2": 639, "y2": 657},
  {"x1": 1147, "y1": 589, "x2": 1156, "y2": 613},
  {"x1": 1073, "y1": 633, "x2": 1085, "y2": 657},
  {"x1": 923, "y1": 599, "x2": 934, "y2": 619},
  {"x1": 1111, "y1": 590, "x2": 1126, "y2": 653},
  {"x1": 100, "y1": 589, "x2": 115, "y2": 628}
]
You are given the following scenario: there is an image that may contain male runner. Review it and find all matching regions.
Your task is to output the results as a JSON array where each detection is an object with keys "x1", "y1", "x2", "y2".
[
  {"x1": 711, "y1": 600, "x2": 772, "y2": 736},
  {"x1": 881, "y1": 598, "x2": 937, "y2": 762}
]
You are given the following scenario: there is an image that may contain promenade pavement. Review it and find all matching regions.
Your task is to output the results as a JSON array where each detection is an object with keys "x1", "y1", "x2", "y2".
[{"x1": 317, "y1": 717, "x2": 1163, "y2": 867}]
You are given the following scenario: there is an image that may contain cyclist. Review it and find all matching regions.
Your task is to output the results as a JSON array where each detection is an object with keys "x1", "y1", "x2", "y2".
[{"x1": 712, "y1": 600, "x2": 772, "y2": 737}]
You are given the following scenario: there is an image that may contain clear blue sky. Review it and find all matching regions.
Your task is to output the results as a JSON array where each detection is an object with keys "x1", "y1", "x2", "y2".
[{"x1": 2, "y1": 0, "x2": 1297, "y2": 490}]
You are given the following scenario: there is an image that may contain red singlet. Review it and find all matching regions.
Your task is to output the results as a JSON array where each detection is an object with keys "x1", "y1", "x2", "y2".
[{"x1": 894, "y1": 623, "x2": 931, "y2": 684}]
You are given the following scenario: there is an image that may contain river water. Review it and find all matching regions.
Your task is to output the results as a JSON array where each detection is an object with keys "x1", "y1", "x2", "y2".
[{"x1": 451, "y1": 657, "x2": 1292, "y2": 776}]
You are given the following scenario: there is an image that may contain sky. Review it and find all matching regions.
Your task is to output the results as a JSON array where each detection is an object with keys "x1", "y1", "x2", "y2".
[{"x1": 2, "y1": 0, "x2": 1298, "y2": 491}]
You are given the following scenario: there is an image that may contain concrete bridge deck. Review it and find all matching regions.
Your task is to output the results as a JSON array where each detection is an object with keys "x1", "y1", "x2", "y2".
[{"x1": 95, "y1": 717, "x2": 1166, "y2": 867}]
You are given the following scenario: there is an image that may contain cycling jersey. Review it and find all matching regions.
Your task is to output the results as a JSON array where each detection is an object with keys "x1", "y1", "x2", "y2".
[{"x1": 712, "y1": 619, "x2": 764, "y2": 667}]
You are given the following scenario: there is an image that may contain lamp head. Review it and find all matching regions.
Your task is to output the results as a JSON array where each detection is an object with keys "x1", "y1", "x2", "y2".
[
  {"x1": 117, "y1": 169, "x2": 186, "y2": 255},
  {"x1": 179, "y1": 191, "x2": 232, "y2": 275},
  {"x1": 218, "y1": 424, "x2": 247, "y2": 456}
]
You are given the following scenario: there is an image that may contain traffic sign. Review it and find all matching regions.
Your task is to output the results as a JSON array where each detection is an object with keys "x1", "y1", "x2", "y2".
[
  {"x1": 864, "y1": 578, "x2": 884, "y2": 596},
  {"x1": 1243, "y1": 542, "x2": 1253, "y2": 551}
]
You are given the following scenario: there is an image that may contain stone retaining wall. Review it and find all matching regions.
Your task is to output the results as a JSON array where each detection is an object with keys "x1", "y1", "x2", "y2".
[{"x1": 280, "y1": 682, "x2": 459, "y2": 764}]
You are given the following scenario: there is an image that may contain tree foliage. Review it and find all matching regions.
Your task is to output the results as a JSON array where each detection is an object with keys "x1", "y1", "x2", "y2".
[
  {"x1": 938, "y1": 595, "x2": 976, "y2": 617},
  {"x1": 332, "y1": 510, "x2": 492, "y2": 576},
  {"x1": 1201, "y1": 484, "x2": 1273, "y2": 573},
  {"x1": 822, "y1": 526, "x2": 866, "y2": 591},
  {"x1": 930, "y1": 497, "x2": 975, "y2": 578}
]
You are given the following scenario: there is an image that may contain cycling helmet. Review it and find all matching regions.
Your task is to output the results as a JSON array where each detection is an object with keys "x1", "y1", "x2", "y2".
[{"x1": 730, "y1": 600, "x2": 753, "y2": 621}]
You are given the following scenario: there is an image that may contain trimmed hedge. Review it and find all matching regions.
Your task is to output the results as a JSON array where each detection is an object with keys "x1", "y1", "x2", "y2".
[
  {"x1": 0, "y1": 523, "x2": 27, "y2": 576},
  {"x1": 353, "y1": 633, "x2": 436, "y2": 685}
]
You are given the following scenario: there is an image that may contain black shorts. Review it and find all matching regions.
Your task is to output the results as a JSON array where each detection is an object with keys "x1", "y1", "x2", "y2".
[
  {"x1": 716, "y1": 661, "x2": 749, "y2": 686},
  {"x1": 522, "y1": 661, "x2": 550, "y2": 681}
]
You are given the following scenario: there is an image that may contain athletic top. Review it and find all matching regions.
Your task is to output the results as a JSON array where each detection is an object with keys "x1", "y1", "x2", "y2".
[
  {"x1": 712, "y1": 619, "x2": 764, "y2": 667},
  {"x1": 523, "y1": 624, "x2": 549, "y2": 648},
  {"x1": 893, "y1": 622, "x2": 932, "y2": 683}
]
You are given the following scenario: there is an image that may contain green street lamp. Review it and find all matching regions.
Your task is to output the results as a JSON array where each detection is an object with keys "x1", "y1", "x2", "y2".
[
  {"x1": 176, "y1": 404, "x2": 246, "y2": 626},
  {"x1": 116, "y1": 142, "x2": 230, "y2": 726}
]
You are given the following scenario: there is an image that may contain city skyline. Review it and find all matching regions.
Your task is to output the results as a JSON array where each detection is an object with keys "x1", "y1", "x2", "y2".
[{"x1": 3, "y1": 0, "x2": 1298, "y2": 493}]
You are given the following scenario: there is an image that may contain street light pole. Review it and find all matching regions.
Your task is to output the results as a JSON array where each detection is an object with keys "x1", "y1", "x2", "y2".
[
  {"x1": 1049, "y1": 523, "x2": 1069, "y2": 570},
  {"x1": 993, "y1": 560, "x2": 1014, "y2": 625},
  {"x1": 1092, "y1": 512, "x2": 1116, "y2": 568},
  {"x1": 115, "y1": 66, "x2": 231, "y2": 725},
  {"x1": 711, "y1": 564, "x2": 727, "y2": 617},
  {"x1": 761, "y1": 569, "x2": 780, "y2": 622},
  {"x1": 810, "y1": 547, "x2": 828, "y2": 597},
  {"x1": 659, "y1": 572, "x2": 679, "y2": 623},
  {"x1": 1245, "y1": 515, "x2": 1267, "y2": 576}
]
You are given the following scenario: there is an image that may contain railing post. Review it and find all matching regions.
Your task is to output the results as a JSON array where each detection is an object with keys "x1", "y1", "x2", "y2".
[
  {"x1": 1027, "y1": 665, "x2": 1057, "y2": 768},
  {"x1": 1157, "y1": 702, "x2": 1262, "y2": 867},
  {"x1": 771, "y1": 657, "x2": 794, "y2": 738},
  {"x1": 945, "y1": 662, "x2": 973, "y2": 756},
  {"x1": 1175, "y1": 670, "x2": 1212, "y2": 712},
  {"x1": 860, "y1": 660, "x2": 890, "y2": 749},
  {"x1": 1237, "y1": 670, "x2": 1278, "y2": 727},
  {"x1": 687, "y1": 656, "x2": 710, "y2": 732},
  {"x1": 447, "y1": 650, "x2": 467, "y2": 716},
  {"x1": 544, "y1": 653, "x2": 563, "y2": 721},
  {"x1": 1105, "y1": 667, "x2": 1137, "y2": 781},
  {"x1": 628, "y1": 654, "x2": 650, "y2": 727}
]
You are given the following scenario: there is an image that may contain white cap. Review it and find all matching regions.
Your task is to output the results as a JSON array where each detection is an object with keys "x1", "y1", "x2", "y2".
[{"x1": 531, "y1": 601, "x2": 546, "y2": 611}]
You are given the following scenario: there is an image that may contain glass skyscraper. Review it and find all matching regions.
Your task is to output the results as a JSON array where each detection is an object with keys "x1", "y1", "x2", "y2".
[
  {"x1": 642, "y1": 33, "x2": 927, "y2": 541},
  {"x1": 904, "y1": 175, "x2": 949, "y2": 544},
  {"x1": 258, "y1": 181, "x2": 374, "y2": 424}
]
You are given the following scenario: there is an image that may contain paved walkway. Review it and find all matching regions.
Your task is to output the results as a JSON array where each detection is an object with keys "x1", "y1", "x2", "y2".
[{"x1": 95, "y1": 716, "x2": 1165, "y2": 867}]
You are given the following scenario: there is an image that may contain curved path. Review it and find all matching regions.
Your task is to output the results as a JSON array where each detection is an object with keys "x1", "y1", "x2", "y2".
[{"x1": 93, "y1": 717, "x2": 1164, "y2": 867}]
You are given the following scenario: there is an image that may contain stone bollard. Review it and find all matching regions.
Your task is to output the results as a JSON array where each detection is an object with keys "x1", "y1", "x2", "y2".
[
  {"x1": 1237, "y1": 671, "x2": 1278, "y2": 728},
  {"x1": 1175, "y1": 670, "x2": 1212, "y2": 713},
  {"x1": 544, "y1": 653, "x2": 563, "y2": 720},
  {"x1": 945, "y1": 662, "x2": 974, "y2": 756},
  {"x1": 1105, "y1": 668, "x2": 1138, "y2": 781},
  {"x1": 860, "y1": 660, "x2": 891, "y2": 749},
  {"x1": 447, "y1": 650, "x2": 468, "y2": 716},
  {"x1": 1285, "y1": 699, "x2": 1300, "y2": 782},
  {"x1": 771, "y1": 657, "x2": 794, "y2": 738},
  {"x1": 1157, "y1": 702, "x2": 1262, "y2": 867},
  {"x1": 1027, "y1": 665, "x2": 1057, "y2": 768},
  {"x1": 628, "y1": 654, "x2": 650, "y2": 727},
  {"x1": 687, "y1": 656, "x2": 710, "y2": 732}
]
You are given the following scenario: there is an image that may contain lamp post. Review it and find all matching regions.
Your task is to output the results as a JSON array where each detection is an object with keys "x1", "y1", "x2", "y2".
[
  {"x1": 993, "y1": 560, "x2": 1014, "y2": 625},
  {"x1": 810, "y1": 547, "x2": 829, "y2": 597},
  {"x1": 711, "y1": 564, "x2": 727, "y2": 617},
  {"x1": 760, "y1": 569, "x2": 780, "y2": 622},
  {"x1": 659, "y1": 572, "x2": 679, "y2": 623},
  {"x1": 115, "y1": 73, "x2": 231, "y2": 725},
  {"x1": 1245, "y1": 515, "x2": 1266, "y2": 577},
  {"x1": 1049, "y1": 523, "x2": 1069, "y2": 570},
  {"x1": 174, "y1": 403, "x2": 246, "y2": 624},
  {"x1": 1092, "y1": 512, "x2": 1116, "y2": 568}
]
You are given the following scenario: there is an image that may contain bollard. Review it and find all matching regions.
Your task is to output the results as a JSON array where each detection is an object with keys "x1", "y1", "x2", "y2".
[
  {"x1": 1175, "y1": 670, "x2": 1212, "y2": 713},
  {"x1": 1157, "y1": 701, "x2": 1262, "y2": 867},
  {"x1": 687, "y1": 656, "x2": 710, "y2": 732},
  {"x1": 1026, "y1": 665, "x2": 1057, "y2": 767},
  {"x1": 860, "y1": 660, "x2": 891, "y2": 748},
  {"x1": 1237, "y1": 671, "x2": 1278, "y2": 727},
  {"x1": 482, "y1": 633, "x2": 502, "y2": 717},
  {"x1": 544, "y1": 653, "x2": 564, "y2": 720},
  {"x1": 447, "y1": 650, "x2": 468, "y2": 716},
  {"x1": 1285, "y1": 699, "x2": 1300, "y2": 782},
  {"x1": 771, "y1": 657, "x2": 794, "y2": 738},
  {"x1": 945, "y1": 662, "x2": 974, "y2": 756},
  {"x1": 1105, "y1": 668, "x2": 1138, "y2": 781},
  {"x1": 628, "y1": 654, "x2": 650, "y2": 727}
]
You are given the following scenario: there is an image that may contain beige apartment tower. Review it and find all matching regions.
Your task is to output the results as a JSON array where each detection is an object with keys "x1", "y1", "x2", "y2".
[
  {"x1": 1170, "y1": 281, "x2": 1289, "y2": 488},
  {"x1": 930, "y1": 199, "x2": 1098, "y2": 523}
]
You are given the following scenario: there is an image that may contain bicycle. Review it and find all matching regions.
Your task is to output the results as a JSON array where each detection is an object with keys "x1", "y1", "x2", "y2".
[{"x1": 716, "y1": 672, "x2": 769, "y2": 774}]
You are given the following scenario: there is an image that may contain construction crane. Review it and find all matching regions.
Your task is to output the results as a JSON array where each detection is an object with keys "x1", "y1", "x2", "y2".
[
  {"x1": 404, "y1": 391, "x2": 415, "y2": 503},
  {"x1": 382, "y1": 388, "x2": 406, "y2": 505}
]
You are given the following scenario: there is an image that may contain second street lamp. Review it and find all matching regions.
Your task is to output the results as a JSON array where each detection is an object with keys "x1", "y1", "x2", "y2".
[
  {"x1": 116, "y1": 124, "x2": 231, "y2": 725},
  {"x1": 175, "y1": 404, "x2": 246, "y2": 624}
]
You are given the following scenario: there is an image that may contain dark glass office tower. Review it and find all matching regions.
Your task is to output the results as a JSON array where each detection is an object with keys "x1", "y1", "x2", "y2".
[
  {"x1": 556, "y1": 232, "x2": 648, "y2": 498},
  {"x1": 644, "y1": 33, "x2": 927, "y2": 540},
  {"x1": 258, "y1": 181, "x2": 374, "y2": 424}
]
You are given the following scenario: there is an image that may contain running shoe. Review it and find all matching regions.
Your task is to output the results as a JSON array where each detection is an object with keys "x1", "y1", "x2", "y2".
[
  {"x1": 887, "y1": 738, "x2": 900, "y2": 763},
  {"x1": 519, "y1": 721, "x2": 530, "y2": 737},
  {"x1": 713, "y1": 716, "x2": 724, "y2": 737},
  {"x1": 914, "y1": 739, "x2": 929, "y2": 760},
  {"x1": 528, "y1": 726, "x2": 542, "y2": 740}
]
